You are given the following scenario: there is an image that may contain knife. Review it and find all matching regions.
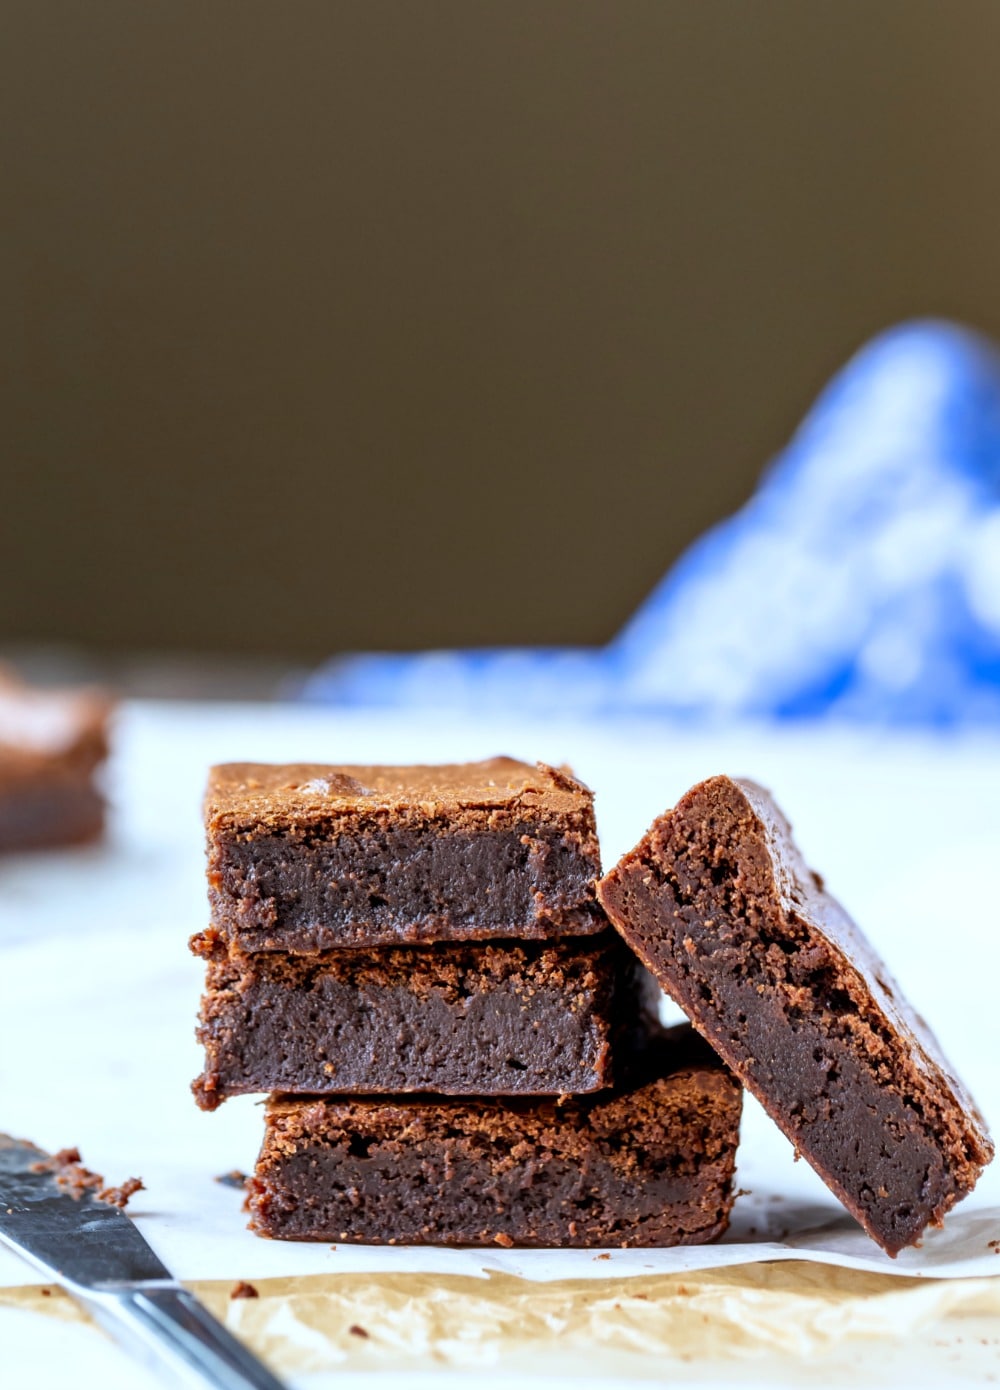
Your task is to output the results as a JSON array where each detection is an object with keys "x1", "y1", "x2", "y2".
[{"x1": 0, "y1": 1135, "x2": 286, "y2": 1389}]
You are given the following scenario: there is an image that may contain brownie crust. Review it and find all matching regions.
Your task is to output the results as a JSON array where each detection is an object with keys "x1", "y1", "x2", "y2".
[
  {"x1": 206, "y1": 758, "x2": 604, "y2": 950},
  {"x1": 246, "y1": 1029, "x2": 742, "y2": 1247},
  {"x1": 597, "y1": 775, "x2": 994, "y2": 1256},
  {"x1": 192, "y1": 932, "x2": 622, "y2": 1107}
]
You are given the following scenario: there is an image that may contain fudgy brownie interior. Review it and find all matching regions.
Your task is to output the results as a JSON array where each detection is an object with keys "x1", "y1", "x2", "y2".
[{"x1": 192, "y1": 931, "x2": 624, "y2": 1106}]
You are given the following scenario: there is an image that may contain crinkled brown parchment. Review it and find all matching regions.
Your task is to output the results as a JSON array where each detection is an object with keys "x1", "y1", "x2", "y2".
[{"x1": 3, "y1": 1263, "x2": 1000, "y2": 1381}]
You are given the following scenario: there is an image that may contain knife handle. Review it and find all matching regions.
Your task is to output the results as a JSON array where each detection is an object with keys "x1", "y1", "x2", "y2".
[{"x1": 83, "y1": 1283, "x2": 287, "y2": 1390}]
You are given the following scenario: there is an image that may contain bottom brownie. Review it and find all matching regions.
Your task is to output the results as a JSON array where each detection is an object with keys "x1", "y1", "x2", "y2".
[{"x1": 246, "y1": 1028, "x2": 742, "y2": 1247}]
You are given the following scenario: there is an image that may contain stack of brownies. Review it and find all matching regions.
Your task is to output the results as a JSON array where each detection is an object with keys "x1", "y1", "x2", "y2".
[
  {"x1": 192, "y1": 757, "x2": 743, "y2": 1247},
  {"x1": 193, "y1": 757, "x2": 992, "y2": 1254}
]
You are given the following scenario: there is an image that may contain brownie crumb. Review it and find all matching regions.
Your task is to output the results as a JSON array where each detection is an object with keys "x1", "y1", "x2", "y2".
[
  {"x1": 42, "y1": 1146, "x2": 82, "y2": 1168},
  {"x1": 493, "y1": 1232, "x2": 515, "y2": 1248},
  {"x1": 30, "y1": 1147, "x2": 104, "y2": 1198},
  {"x1": 97, "y1": 1178, "x2": 145, "y2": 1210},
  {"x1": 594, "y1": 1253, "x2": 611, "y2": 1261},
  {"x1": 40, "y1": 1288, "x2": 51, "y2": 1297},
  {"x1": 29, "y1": 1145, "x2": 144, "y2": 1210},
  {"x1": 988, "y1": 1240, "x2": 1000, "y2": 1253},
  {"x1": 230, "y1": 1281, "x2": 259, "y2": 1300},
  {"x1": 349, "y1": 1324, "x2": 369, "y2": 1338},
  {"x1": 214, "y1": 1169, "x2": 249, "y2": 1189}
]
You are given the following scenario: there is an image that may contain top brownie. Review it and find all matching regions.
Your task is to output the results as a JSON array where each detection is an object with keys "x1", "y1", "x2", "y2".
[{"x1": 206, "y1": 757, "x2": 604, "y2": 950}]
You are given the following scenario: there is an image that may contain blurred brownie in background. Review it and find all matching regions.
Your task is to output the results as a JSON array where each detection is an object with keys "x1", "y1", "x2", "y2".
[{"x1": 0, "y1": 667, "x2": 114, "y2": 850}]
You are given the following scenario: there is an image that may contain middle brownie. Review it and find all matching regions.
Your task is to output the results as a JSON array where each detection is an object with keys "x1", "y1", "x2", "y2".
[{"x1": 192, "y1": 931, "x2": 623, "y2": 1109}]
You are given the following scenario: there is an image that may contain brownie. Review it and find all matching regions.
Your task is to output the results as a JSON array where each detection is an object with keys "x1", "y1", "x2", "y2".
[
  {"x1": 191, "y1": 931, "x2": 624, "y2": 1108},
  {"x1": 246, "y1": 1027, "x2": 742, "y2": 1246},
  {"x1": 0, "y1": 668, "x2": 113, "y2": 851},
  {"x1": 597, "y1": 775, "x2": 994, "y2": 1256},
  {"x1": 205, "y1": 758, "x2": 604, "y2": 951}
]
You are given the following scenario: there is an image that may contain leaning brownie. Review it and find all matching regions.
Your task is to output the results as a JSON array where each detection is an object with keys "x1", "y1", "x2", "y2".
[
  {"x1": 206, "y1": 758, "x2": 604, "y2": 951},
  {"x1": 246, "y1": 1027, "x2": 742, "y2": 1247},
  {"x1": 597, "y1": 775, "x2": 993, "y2": 1256},
  {"x1": 192, "y1": 931, "x2": 626, "y2": 1107},
  {"x1": 0, "y1": 668, "x2": 113, "y2": 851}
]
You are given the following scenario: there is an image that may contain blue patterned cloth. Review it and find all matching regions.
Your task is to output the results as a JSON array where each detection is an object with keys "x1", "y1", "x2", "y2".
[{"x1": 302, "y1": 321, "x2": 1000, "y2": 723}]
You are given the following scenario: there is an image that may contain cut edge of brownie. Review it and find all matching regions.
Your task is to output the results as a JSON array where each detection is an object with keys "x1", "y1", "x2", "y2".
[
  {"x1": 190, "y1": 931, "x2": 626, "y2": 1107},
  {"x1": 597, "y1": 775, "x2": 993, "y2": 1257},
  {"x1": 244, "y1": 1026, "x2": 742, "y2": 1247}
]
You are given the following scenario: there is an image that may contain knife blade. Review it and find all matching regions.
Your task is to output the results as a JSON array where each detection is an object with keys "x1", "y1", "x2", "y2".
[{"x1": 0, "y1": 1134, "x2": 286, "y2": 1390}]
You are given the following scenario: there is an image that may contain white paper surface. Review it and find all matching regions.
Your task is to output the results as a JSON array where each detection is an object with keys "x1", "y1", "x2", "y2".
[{"x1": 0, "y1": 700, "x2": 997, "y2": 1291}]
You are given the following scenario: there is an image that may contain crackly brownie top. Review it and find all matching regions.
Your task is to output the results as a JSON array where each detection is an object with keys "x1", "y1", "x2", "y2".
[
  {"x1": 206, "y1": 756, "x2": 594, "y2": 827},
  {"x1": 0, "y1": 667, "x2": 112, "y2": 766}
]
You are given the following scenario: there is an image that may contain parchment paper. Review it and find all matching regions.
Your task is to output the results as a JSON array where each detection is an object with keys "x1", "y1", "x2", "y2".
[{"x1": 5, "y1": 1265, "x2": 1000, "y2": 1388}]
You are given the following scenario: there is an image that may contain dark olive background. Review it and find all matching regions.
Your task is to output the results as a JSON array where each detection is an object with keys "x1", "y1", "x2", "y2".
[{"x1": 5, "y1": 2, "x2": 1000, "y2": 661}]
